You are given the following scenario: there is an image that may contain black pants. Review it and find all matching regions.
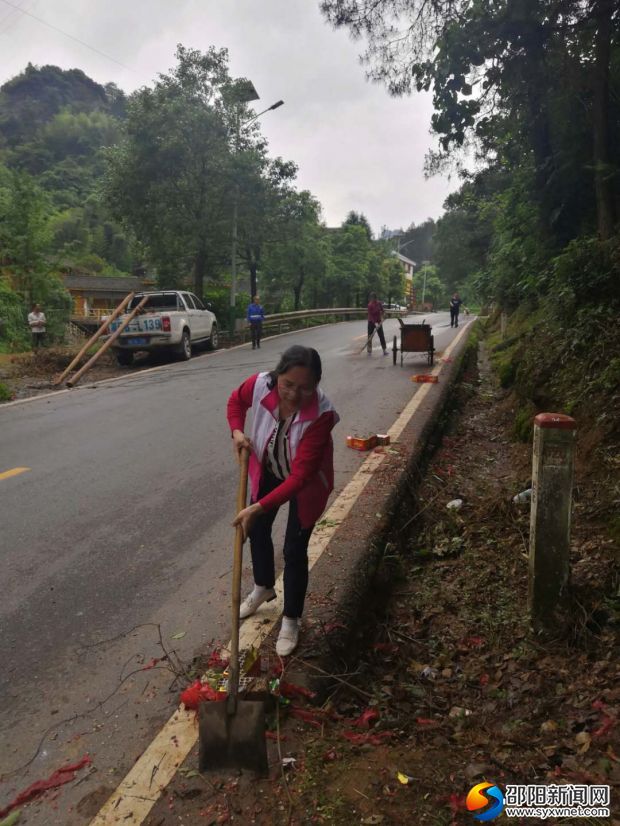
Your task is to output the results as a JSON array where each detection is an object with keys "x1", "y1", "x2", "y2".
[
  {"x1": 32, "y1": 333, "x2": 45, "y2": 348},
  {"x1": 450, "y1": 308, "x2": 459, "y2": 327},
  {"x1": 250, "y1": 322, "x2": 262, "y2": 348},
  {"x1": 249, "y1": 470, "x2": 314, "y2": 618},
  {"x1": 367, "y1": 320, "x2": 386, "y2": 351}
]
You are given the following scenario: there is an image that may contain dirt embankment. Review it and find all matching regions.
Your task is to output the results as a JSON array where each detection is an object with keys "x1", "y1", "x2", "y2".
[
  {"x1": 139, "y1": 331, "x2": 619, "y2": 826},
  {"x1": 0, "y1": 348, "x2": 154, "y2": 401}
]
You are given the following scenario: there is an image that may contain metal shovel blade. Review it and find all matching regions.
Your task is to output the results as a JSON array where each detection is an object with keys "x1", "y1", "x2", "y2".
[{"x1": 198, "y1": 700, "x2": 268, "y2": 776}]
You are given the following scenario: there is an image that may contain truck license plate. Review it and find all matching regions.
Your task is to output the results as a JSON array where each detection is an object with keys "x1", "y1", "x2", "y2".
[{"x1": 127, "y1": 337, "x2": 147, "y2": 346}]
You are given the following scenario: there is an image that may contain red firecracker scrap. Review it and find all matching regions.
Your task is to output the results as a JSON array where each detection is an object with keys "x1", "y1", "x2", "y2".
[{"x1": 0, "y1": 756, "x2": 92, "y2": 819}]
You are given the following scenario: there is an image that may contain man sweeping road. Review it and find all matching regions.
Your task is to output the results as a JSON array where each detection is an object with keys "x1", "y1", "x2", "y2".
[{"x1": 367, "y1": 292, "x2": 389, "y2": 356}]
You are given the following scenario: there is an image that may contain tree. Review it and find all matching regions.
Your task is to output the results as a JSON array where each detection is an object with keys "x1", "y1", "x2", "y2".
[
  {"x1": 262, "y1": 191, "x2": 331, "y2": 310},
  {"x1": 322, "y1": 0, "x2": 620, "y2": 315},
  {"x1": 413, "y1": 264, "x2": 445, "y2": 309},
  {"x1": 236, "y1": 150, "x2": 298, "y2": 299},
  {"x1": 330, "y1": 223, "x2": 372, "y2": 306},
  {"x1": 0, "y1": 170, "x2": 51, "y2": 303},
  {"x1": 382, "y1": 256, "x2": 406, "y2": 305},
  {"x1": 104, "y1": 46, "x2": 237, "y2": 295},
  {"x1": 343, "y1": 210, "x2": 373, "y2": 240}
]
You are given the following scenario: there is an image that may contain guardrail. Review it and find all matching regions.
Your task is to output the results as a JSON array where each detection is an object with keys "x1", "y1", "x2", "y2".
[{"x1": 231, "y1": 306, "x2": 410, "y2": 339}]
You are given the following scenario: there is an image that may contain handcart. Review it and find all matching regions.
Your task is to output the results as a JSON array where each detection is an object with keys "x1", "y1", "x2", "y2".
[{"x1": 392, "y1": 319, "x2": 434, "y2": 366}]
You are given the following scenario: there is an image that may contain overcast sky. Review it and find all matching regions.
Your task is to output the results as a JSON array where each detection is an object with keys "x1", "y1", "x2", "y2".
[{"x1": 0, "y1": 0, "x2": 455, "y2": 234}]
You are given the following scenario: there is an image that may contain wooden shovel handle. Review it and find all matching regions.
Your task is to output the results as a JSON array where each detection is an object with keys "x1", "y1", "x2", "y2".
[{"x1": 229, "y1": 448, "x2": 249, "y2": 709}]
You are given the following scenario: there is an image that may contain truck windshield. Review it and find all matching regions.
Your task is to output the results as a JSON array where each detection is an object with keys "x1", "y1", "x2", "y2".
[{"x1": 129, "y1": 294, "x2": 181, "y2": 311}]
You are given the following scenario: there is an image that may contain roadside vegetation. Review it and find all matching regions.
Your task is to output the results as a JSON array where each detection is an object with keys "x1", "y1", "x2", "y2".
[{"x1": 0, "y1": 53, "x2": 416, "y2": 357}]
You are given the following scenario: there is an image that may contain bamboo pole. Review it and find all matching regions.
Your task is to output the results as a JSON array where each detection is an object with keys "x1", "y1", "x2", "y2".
[
  {"x1": 66, "y1": 295, "x2": 149, "y2": 388},
  {"x1": 54, "y1": 292, "x2": 136, "y2": 386}
]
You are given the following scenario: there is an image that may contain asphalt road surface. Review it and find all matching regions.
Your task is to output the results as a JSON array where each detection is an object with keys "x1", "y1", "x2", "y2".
[{"x1": 0, "y1": 312, "x2": 468, "y2": 822}]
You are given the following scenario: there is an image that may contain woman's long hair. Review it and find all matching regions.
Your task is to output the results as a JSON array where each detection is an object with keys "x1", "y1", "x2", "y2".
[{"x1": 267, "y1": 345, "x2": 322, "y2": 389}]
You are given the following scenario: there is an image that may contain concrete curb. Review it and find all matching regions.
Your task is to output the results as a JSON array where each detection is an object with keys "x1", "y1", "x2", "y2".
[{"x1": 286, "y1": 323, "x2": 477, "y2": 691}]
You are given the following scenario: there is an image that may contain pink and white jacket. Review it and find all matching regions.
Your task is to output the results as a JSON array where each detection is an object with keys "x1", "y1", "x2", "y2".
[{"x1": 226, "y1": 372, "x2": 340, "y2": 528}]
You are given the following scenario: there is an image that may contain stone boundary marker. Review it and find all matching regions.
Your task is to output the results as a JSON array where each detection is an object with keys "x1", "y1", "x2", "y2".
[{"x1": 528, "y1": 412, "x2": 577, "y2": 630}]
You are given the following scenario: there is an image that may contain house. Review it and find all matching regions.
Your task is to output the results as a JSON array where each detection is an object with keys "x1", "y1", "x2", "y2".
[
  {"x1": 394, "y1": 252, "x2": 416, "y2": 306},
  {"x1": 61, "y1": 273, "x2": 152, "y2": 319}
]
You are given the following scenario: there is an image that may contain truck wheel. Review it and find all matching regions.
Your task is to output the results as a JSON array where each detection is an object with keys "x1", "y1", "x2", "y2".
[
  {"x1": 116, "y1": 350, "x2": 133, "y2": 367},
  {"x1": 176, "y1": 329, "x2": 191, "y2": 360},
  {"x1": 205, "y1": 324, "x2": 219, "y2": 351}
]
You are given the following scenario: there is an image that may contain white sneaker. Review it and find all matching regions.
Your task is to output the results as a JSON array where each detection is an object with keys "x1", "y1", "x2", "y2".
[
  {"x1": 276, "y1": 618, "x2": 299, "y2": 657},
  {"x1": 239, "y1": 586, "x2": 276, "y2": 619},
  {"x1": 383, "y1": 349, "x2": 389, "y2": 356}
]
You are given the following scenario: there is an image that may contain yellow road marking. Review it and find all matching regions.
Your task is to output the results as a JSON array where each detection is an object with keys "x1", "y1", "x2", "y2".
[
  {"x1": 91, "y1": 322, "x2": 472, "y2": 826},
  {"x1": 0, "y1": 467, "x2": 30, "y2": 481}
]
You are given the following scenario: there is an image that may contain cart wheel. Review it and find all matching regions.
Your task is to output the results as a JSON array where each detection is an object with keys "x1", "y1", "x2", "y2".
[{"x1": 392, "y1": 335, "x2": 397, "y2": 366}]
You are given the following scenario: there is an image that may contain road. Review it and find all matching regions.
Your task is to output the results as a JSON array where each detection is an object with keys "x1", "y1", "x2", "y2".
[{"x1": 0, "y1": 312, "x2": 466, "y2": 821}]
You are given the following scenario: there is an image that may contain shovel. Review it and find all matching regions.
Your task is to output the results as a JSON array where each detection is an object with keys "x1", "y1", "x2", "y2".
[{"x1": 198, "y1": 448, "x2": 269, "y2": 775}]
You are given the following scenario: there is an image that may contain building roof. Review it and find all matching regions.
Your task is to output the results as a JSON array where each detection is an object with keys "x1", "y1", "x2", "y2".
[
  {"x1": 394, "y1": 252, "x2": 416, "y2": 266},
  {"x1": 61, "y1": 274, "x2": 146, "y2": 293}
]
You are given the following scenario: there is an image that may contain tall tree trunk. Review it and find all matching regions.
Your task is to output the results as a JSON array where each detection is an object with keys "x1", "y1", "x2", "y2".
[
  {"x1": 523, "y1": 8, "x2": 555, "y2": 235},
  {"x1": 592, "y1": 0, "x2": 616, "y2": 239},
  {"x1": 293, "y1": 267, "x2": 305, "y2": 310},
  {"x1": 249, "y1": 262, "x2": 258, "y2": 299}
]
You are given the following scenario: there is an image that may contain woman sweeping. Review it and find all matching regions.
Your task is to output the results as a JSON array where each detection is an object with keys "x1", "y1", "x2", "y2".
[{"x1": 226, "y1": 345, "x2": 339, "y2": 656}]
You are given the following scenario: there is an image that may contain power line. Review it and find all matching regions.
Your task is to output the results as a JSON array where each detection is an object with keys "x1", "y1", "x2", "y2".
[
  {"x1": 0, "y1": 0, "x2": 29, "y2": 36},
  {"x1": 0, "y1": 0, "x2": 135, "y2": 72}
]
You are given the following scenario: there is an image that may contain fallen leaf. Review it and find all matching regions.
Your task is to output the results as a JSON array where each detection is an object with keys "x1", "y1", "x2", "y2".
[
  {"x1": 575, "y1": 731, "x2": 591, "y2": 753},
  {"x1": 396, "y1": 772, "x2": 414, "y2": 785},
  {"x1": 171, "y1": 631, "x2": 186, "y2": 640}
]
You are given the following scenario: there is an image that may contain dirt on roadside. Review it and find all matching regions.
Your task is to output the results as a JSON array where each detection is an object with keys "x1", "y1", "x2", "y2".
[
  {"x1": 136, "y1": 339, "x2": 619, "y2": 826},
  {"x1": 0, "y1": 347, "x2": 156, "y2": 401}
]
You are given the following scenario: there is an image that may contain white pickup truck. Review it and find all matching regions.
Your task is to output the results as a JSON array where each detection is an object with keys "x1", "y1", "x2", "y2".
[{"x1": 108, "y1": 290, "x2": 219, "y2": 366}]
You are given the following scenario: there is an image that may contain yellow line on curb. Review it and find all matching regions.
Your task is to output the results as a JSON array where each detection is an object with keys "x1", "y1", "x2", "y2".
[
  {"x1": 90, "y1": 322, "x2": 473, "y2": 826},
  {"x1": 0, "y1": 466, "x2": 30, "y2": 481}
]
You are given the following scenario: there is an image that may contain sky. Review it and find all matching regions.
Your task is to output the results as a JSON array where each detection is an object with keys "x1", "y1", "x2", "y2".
[{"x1": 0, "y1": 0, "x2": 456, "y2": 235}]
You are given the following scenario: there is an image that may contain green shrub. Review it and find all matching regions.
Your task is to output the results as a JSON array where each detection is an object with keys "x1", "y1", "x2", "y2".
[
  {"x1": 498, "y1": 359, "x2": 517, "y2": 388},
  {"x1": 551, "y1": 236, "x2": 620, "y2": 320},
  {"x1": 513, "y1": 403, "x2": 536, "y2": 442},
  {"x1": 0, "y1": 381, "x2": 13, "y2": 402}
]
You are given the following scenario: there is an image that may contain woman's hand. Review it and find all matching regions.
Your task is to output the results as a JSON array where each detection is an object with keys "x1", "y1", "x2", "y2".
[
  {"x1": 232, "y1": 429, "x2": 252, "y2": 462},
  {"x1": 232, "y1": 502, "x2": 264, "y2": 541}
]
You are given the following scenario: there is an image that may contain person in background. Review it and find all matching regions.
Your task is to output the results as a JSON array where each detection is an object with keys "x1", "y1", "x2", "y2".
[
  {"x1": 226, "y1": 345, "x2": 339, "y2": 656},
  {"x1": 247, "y1": 295, "x2": 265, "y2": 350},
  {"x1": 450, "y1": 292, "x2": 463, "y2": 328},
  {"x1": 367, "y1": 292, "x2": 389, "y2": 356},
  {"x1": 28, "y1": 303, "x2": 46, "y2": 349}
]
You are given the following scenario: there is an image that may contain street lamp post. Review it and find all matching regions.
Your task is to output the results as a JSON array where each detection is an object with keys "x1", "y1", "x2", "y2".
[{"x1": 228, "y1": 87, "x2": 284, "y2": 336}]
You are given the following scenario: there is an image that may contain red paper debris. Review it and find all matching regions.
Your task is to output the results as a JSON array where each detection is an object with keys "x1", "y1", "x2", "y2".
[
  {"x1": 140, "y1": 657, "x2": 162, "y2": 671},
  {"x1": 280, "y1": 681, "x2": 317, "y2": 701},
  {"x1": 180, "y1": 680, "x2": 225, "y2": 709},
  {"x1": 593, "y1": 716, "x2": 615, "y2": 739},
  {"x1": 462, "y1": 635, "x2": 485, "y2": 649},
  {"x1": 341, "y1": 730, "x2": 393, "y2": 746},
  {"x1": 352, "y1": 708, "x2": 380, "y2": 728},
  {"x1": 207, "y1": 649, "x2": 228, "y2": 669},
  {"x1": 372, "y1": 642, "x2": 399, "y2": 654},
  {"x1": 290, "y1": 708, "x2": 323, "y2": 728},
  {"x1": 479, "y1": 673, "x2": 490, "y2": 686},
  {"x1": 416, "y1": 717, "x2": 440, "y2": 727},
  {"x1": 448, "y1": 792, "x2": 468, "y2": 814},
  {"x1": 0, "y1": 755, "x2": 92, "y2": 818},
  {"x1": 323, "y1": 622, "x2": 348, "y2": 634},
  {"x1": 265, "y1": 731, "x2": 287, "y2": 741}
]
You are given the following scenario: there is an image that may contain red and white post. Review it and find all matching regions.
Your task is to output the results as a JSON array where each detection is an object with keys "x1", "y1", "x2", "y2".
[{"x1": 528, "y1": 413, "x2": 578, "y2": 631}]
